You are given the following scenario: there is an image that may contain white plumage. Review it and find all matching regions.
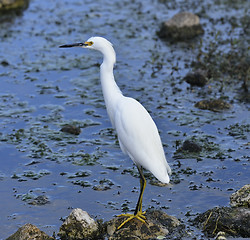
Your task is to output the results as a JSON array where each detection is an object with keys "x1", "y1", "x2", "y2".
[{"x1": 86, "y1": 37, "x2": 171, "y2": 182}]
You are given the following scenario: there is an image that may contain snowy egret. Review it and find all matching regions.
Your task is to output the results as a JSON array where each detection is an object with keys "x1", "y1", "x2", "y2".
[{"x1": 60, "y1": 37, "x2": 171, "y2": 229}]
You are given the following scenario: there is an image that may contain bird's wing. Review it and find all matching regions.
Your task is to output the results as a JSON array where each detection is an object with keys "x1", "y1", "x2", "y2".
[{"x1": 114, "y1": 97, "x2": 171, "y2": 183}]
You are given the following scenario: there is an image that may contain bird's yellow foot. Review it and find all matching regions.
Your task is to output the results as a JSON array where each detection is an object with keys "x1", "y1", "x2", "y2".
[{"x1": 117, "y1": 211, "x2": 146, "y2": 229}]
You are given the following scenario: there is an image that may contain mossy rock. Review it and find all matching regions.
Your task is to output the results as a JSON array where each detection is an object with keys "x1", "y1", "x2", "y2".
[
  {"x1": 158, "y1": 12, "x2": 204, "y2": 41},
  {"x1": 195, "y1": 99, "x2": 231, "y2": 112},
  {"x1": 194, "y1": 206, "x2": 250, "y2": 238},
  {"x1": 6, "y1": 223, "x2": 54, "y2": 240},
  {"x1": 0, "y1": 0, "x2": 29, "y2": 12},
  {"x1": 106, "y1": 209, "x2": 186, "y2": 240}
]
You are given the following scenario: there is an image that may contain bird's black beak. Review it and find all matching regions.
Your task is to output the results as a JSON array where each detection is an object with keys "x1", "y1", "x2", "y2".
[{"x1": 59, "y1": 42, "x2": 88, "y2": 48}]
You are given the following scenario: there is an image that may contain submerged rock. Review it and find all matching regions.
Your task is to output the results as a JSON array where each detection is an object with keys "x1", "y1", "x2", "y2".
[
  {"x1": 195, "y1": 99, "x2": 231, "y2": 112},
  {"x1": 28, "y1": 195, "x2": 50, "y2": 206},
  {"x1": 158, "y1": 12, "x2": 204, "y2": 41},
  {"x1": 230, "y1": 184, "x2": 250, "y2": 208},
  {"x1": 106, "y1": 209, "x2": 185, "y2": 240},
  {"x1": 194, "y1": 206, "x2": 250, "y2": 238},
  {"x1": 60, "y1": 124, "x2": 81, "y2": 135},
  {"x1": 58, "y1": 208, "x2": 100, "y2": 240},
  {"x1": 6, "y1": 223, "x2": 54, "y2": 240},
  {"x1": 184, "y1": 71, "x2": 207, "y2": 87},
  {"x1": 181, "y1": 140, "x2": 202, "y2": 153}
]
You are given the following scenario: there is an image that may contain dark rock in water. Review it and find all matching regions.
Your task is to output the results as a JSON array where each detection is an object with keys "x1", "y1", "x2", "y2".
[
  {"x1": 195, "y1": 99, "x2": 231, "y2": 112},
  {"x1": 181, "y1": 140, "x2": 202, "y2": 153},
  {"x1": 0, "y1": 0, "x2": 29, "y2": 12},
  {"x1": 194, "y1": 206, "x2": 250, "y2": 238},
  {"x1": 106, "y1": 209, "x2": 186, "y2": 240},
  {"x1": 158, "y1": 12, "x2": 204, "y2": 41},
  {"x1": 6, "y1": 223, "x2": 54, "y2": 240},
  {"x1": 1, "y1": 60, "x2": 9, "y2": 66},
  {"x1": 28, "y1": 195, "x2": 50, "y2": 206},
  {"x1": 92, "y1": 178, "x2": 114, "y2": 191},
  {"x1": 230, "y1": 184, "x2": 250, "y2": 208},
  {"x1": 194, "y1": 185, "x2": 250, "y2": 238},
  {"x1": 58, "y1": 208, "x2": 100, "y2": 240},
  {"x1": 60, "y1": 124, "x2": 81, "y2": 135},
  {"x1": 184, "y1": 71, "x2": 207, "y2": 87}
]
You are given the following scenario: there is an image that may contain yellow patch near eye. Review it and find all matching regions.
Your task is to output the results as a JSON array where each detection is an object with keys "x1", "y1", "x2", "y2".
[{"x1": 85, "y1": 41, "x2": 93, "y2": 46}]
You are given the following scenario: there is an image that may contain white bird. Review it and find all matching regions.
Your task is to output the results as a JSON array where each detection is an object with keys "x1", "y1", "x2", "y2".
[{"x1": 60, "y1": 37, "x2": 171, "y2": 229}]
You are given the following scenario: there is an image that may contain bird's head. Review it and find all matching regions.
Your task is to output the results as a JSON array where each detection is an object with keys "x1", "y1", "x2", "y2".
[
  {"x1": 60, "y1": 36, "x2": 116, "y2": 64},
  {"x1": 60, "y1": 36, "x2": 113, "y2": 52}
]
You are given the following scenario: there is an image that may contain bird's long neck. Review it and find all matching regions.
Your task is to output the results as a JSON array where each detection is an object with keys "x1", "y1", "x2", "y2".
[{"x1": 100, "y1": 52, "x2": 122, "y2": 126}]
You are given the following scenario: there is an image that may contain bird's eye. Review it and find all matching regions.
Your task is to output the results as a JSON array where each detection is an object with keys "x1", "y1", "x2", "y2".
[{"x1": 88, "y1": 41, "x2": 93, "y2": 46}]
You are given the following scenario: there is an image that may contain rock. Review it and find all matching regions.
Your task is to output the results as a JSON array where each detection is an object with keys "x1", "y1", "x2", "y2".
[
  {"x1": 230, "y1": 184, "x2": 250, "y2": 208},
  {"x1": 92, "y1": 178, "x2": 114, "y2": 191},
  {"x1": 60, "y1": 124, "x2": 81, "y2": 135},
  {"x1": 28, "y1": 195, "x2": 50, "y2": 206},
  {"x1": 6, "y1": 223, "x2": 54, "y2": 240},
  {"x1": 0, "y1": 0, "x2": 29, "y2": 12},
  {"x1": 195, "y1": 99, "x2": 231, "y2": 112},
  {"x1": 1, "y1": 60, "x2": 9, "y2": 66},
  {"x1": 106, "y1": 209, "x2": 185, "y2": 240},
  {"x1": 181, "y1": 140, "x2": 202, "y2": 153},
  {"x1": 58, "y1": 208, "x2": 99, "y2": 240},
  {"x1": 184, "y1": 71, "x2": 207, "y2": 87},
  {"x1": 158, "y1": 12, "x2": 204, "y2": 41},
  {"x1": 193, "y1": 206, "x2": 250, "y2": 238}
]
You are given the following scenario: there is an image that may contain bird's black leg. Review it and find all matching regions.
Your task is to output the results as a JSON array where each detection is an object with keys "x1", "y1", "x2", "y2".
[
  {"x1": 117, "y1": 165, "x2": 147, "y2": 229},
  {"x1": 134, "y1": 166, "x2": 146, "y2": 215}
]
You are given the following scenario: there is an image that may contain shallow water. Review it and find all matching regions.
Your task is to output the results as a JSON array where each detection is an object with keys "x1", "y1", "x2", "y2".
[{"x1": 0, "y1": 0, "x2": 249, "y2": 239}]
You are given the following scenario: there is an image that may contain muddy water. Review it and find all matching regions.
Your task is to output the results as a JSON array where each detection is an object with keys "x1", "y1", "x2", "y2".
[{"x1": 0, "y1": 0, "x2": 249, "y2": 239}]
